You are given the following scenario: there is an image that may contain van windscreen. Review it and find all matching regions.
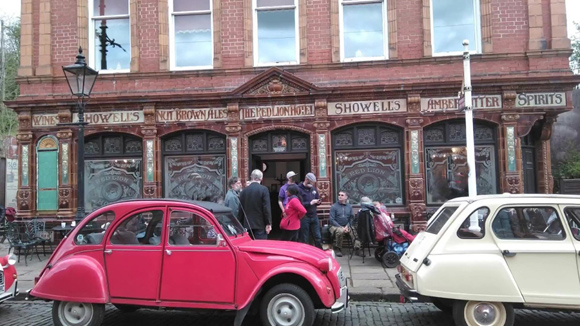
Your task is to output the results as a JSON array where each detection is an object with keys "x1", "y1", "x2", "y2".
[{"x1": 426, "y1": 206, "x2": 459, "y2": 235}]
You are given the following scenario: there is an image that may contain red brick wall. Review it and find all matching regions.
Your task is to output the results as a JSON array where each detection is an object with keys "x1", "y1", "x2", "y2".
[
  {"x1": 306, "y1": 0, "x2": 331, "y2": 64},
  {"x1": 492, "y1": 0, "x2": 529, "y2": 53},
  {"x1": 221, "y1": 0, "x2": 245, "y2": 68},
  {"x1": 138, "y1": 0, "x2": 161, "y2": 73},
  {"x1": 51, "y1": 0, "x2": 78, "y2": 73}
]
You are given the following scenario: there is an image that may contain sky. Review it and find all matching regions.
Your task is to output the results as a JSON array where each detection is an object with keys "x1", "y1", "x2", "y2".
[{"x1": 0, "y1": 0, "x2": 579, "y2": 44}]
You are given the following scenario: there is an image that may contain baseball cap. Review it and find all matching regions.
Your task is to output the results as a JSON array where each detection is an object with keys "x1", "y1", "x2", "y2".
[
  {"x1": 305, "y1": 172, "x2": 317, "y2": 182},
  {"x1": 286, "y1": 171, "x2": 296, "y2": 179}
]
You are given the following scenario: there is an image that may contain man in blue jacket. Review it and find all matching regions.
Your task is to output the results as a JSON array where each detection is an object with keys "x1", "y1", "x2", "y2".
[{"x1": 298, "y1": 172, "x2": 322, "y2": 249}]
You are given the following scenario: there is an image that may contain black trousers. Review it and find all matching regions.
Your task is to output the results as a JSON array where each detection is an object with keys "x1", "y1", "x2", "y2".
[{"x1": 281, "y1": 229, "x2": 300, "y2": 242}]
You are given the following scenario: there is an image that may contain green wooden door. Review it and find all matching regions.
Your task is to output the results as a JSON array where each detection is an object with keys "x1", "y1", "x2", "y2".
[{"x1": 38, "y1": 150, "x2": 58, "y2": 210}]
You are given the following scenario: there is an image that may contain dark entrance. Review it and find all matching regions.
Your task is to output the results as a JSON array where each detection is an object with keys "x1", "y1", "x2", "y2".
[
  {"x1": 522, "y1": 133, "x2": 537, "y2": 193},
  {"x1": 248, "y1": 131, "x2": 310, "y2": 235}
]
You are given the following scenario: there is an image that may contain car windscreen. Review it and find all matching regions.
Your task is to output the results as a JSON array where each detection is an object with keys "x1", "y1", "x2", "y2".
[
  {"x1": 215, "y1": 213, "x2": 246, "y2": 237},
  {"x1": 425, "y1": 206, "x2": 459, "y2": 235}
]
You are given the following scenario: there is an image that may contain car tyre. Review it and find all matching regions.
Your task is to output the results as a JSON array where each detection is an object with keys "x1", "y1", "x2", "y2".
[
  {"x1": 260, "y1": 283, "x2": 315, "y2": 326},
  {"x1": 381, "y1": 251, "x2": 400, "y2": 268},
  {"x1": 113, "y1": 304, "x2": 140, "y2": 313},
  {"x1": 52, "y1": 301, "x2": 105, "y2": 326},
  {"x1": 430, "y1": 297, "x2": 453, "y2": 313},
  {"x1": 452, "y1": 300, "x2": 514, "y2": 326}
]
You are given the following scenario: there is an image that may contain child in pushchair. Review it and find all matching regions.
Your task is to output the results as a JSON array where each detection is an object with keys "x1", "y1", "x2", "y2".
[{"x1": 372, "y1": 202, "x2": 415, "y2": 268}]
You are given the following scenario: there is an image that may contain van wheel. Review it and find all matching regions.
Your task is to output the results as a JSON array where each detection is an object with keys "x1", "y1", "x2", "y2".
[
  {"x1": 113, "y1": 304, "x2": 139, "y2": 313},
  {"x1": 431, "y1": 297, "x2": 453, "y2": 313},
  {"x1": 452, "y1": 300, "x2": 514, "y2": 326},
  {"x1": 381, "y1": 251, "x2": 400, "y2": 268},
  {"x1": 52, "y1": 301, "x2": 105, "y2": 326},
  {"x1": 260, "y1": 283, "x2": 315, "y2": 326}
]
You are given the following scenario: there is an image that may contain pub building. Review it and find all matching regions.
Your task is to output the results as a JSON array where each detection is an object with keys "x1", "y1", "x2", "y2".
[{"x1": 7, "y1": 0, "x2": 580, "y2": 232}]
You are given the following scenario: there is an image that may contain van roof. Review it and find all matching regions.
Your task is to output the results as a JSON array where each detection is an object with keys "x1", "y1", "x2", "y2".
[{"x1": 447, "y1": 194, "x2": 580, "y2": 204}]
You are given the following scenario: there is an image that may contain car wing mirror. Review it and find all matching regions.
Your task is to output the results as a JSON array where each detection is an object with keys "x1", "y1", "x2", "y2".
[{"x1": 217, "y1": 233, "x2": 227, "y2": 247}]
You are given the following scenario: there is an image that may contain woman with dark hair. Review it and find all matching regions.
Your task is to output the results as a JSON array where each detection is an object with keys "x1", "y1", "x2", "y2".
[{"x1": 280, "y1": 184, "x2": 306, "y2": 242}]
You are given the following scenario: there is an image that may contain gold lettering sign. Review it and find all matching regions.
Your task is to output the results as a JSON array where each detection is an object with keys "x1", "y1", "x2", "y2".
[
  {"x1": 74, "y1": 111, "x2": 144, "y2": 124},
  {"x1": 515, "y1": 92, "x2": 566, "y2": 108},
  {"x1": 240, "y1": 104, "x2": 315, "y2": 120},
  {"x1": 421, "y1": 95, "x2": 502, "y2": 112},
  {"x1": 32, "y1": 114, "x2": 60, "y2": 127},
  {"x1": 157, "y1": 108, "x2": 228, "y2": 122},
  {"x1": 328, "y1": 100, "x2": 407, "y2": 116}
]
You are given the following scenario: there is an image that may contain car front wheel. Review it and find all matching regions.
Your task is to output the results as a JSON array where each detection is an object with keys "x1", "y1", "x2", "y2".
[
  {"x1": 452, "y1": 300, "x2": 514, "y2": 326},
  {"x1": 260, "y1": 283, "x2": 315, "y2": 326},
  {"x1": 52, "y1": 301, "x2": 105, "y2": 326}
]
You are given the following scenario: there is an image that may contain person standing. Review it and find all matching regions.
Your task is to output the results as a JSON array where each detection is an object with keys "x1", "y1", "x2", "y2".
[
  {"x1": 280, "y1": 184, "x2": 306, "y2": 242},
  {"x1": 298, "y1": 172, "x2": 322, "y2": 249},
  {"x1": 329, "y1": 191, "x2": 355, "y2": 257},
  {"x1": 224, "y1": 177, "x2": 242, "y2": 219},
  {"x1": 278, "y1": 171, "x2": 296, "y2": 218},
  {"x1": 238, "y1": 169, "x2": 272, "y2": 240}
]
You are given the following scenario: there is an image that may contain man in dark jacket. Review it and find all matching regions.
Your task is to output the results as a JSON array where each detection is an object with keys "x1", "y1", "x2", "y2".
[
  {"x1": 329, "y1": 191, "x2": 355, "y2": 257},
  {"x1": 298, "y1": 172, "x2": 322, "y2": 249},
  {"x1": 238, "y1": 169, "x2": 272, "y2": 239}
]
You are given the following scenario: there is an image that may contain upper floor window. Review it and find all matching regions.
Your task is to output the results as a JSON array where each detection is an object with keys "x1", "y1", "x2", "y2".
[
  {"x1": 431, "y1": 0, "x2": 481, "y2": 55},
  {"x1": 254, "y1": 0, "x2": 299, "y2": 66},
  {"x1": 339, "y1": 0, "x2": 387, "y2": 62},
  {"x1": 89, "y1": 0, "x2": 131, "y2": 72},
  {"x1": 169, "y1": 0, "x2": 213, "y2": 70}
]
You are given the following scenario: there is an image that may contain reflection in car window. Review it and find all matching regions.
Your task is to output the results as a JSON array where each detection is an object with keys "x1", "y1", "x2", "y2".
[
  {"x1": 426, "y1": 206, "x2": 458, "y2": 235},
  {"x1": 457, "y1": 207, "x2": 490, "y2": 239},
  {"x1": 168, "y1": 211, "x2": 218, "y2": 246},
  {"x1": 75, "y1": 211, "x2": 115, "y2": 245},
  {"x1": 110, "y1": 210, "x2": 164, "y2": 245},
  {"x1": 564, "y1": 207, "x2": 580, "y2": 241},
  {"x1": 216, "y1": 213, "x2": 245, "y2": 237},
  {"x1": 492, "y1": 207, "x2": 565, "y2": 240}
]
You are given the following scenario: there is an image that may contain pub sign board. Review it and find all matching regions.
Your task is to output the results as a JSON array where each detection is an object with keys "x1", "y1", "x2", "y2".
[
  {"x1": 515, "y1": 92, "x2": 566, "y2": 108},
  {"x1": 240, "y1": 104, "x2": 315, "y2": 120},
  {"x1": 328, "y1": 99, "x2": 407, "y2": 116},
  {"x1": 421, "y1": 95, "x2": 502, "y2": 112},
  {"x1": 32, "y1": 111, "x2": 145, "y2": 127}
]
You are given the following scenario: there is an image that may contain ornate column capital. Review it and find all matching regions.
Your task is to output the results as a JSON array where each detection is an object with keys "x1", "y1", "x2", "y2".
[
  {"x1": 226, "y1": 102, "x2": 241, "y2": 134},
  {"x1": 407, "y1": 94, "x2": 421, "y2": 113},
  {"x1": 502, "y1": 90, "x2": 517, "y2": 110},
  {"x1": 16, "y1": 132, "x2": 33, "y2": 142},
  {"x1": 57, "y1": 129, "x2": 74, "y2": 140},
  {"x1": 58, "y1": 108, "x2": 72, "y2": 124},
  {"x1": 18, "y1": 111, "x2": 32, "y2": 130},
  {"x1": 141, "y1": 126, "x2": 158, "y2": 138},
  {"x1": 143, "y1": 104, "x2": 156, "y2": 125}
]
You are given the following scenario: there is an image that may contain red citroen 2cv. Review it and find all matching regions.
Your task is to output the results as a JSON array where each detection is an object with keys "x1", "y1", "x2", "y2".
[
  {"x1": 0, "y1": 254, "x2": 18, "y2": 303},
  {"x1": 29, "y1": 200, "x2": 348, "y2": 326}
]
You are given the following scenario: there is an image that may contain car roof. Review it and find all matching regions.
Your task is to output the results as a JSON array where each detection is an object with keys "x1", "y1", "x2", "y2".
[
  {"x1": 446, "y1": 193, "x2": 580, "y2": 205},
  {"x1": 110, "y1": 198, "x2": 233, "y2": 214}
]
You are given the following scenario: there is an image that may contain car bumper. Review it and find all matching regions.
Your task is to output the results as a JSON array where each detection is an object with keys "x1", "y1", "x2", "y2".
[
  {"x1": 0, "y1": 280, "x2": 18, "y2": 303},
  {"x1": 395, "y1": 274, "x2": 428, "y2": 303},
  {"x1": 331, "y1": 286, "x2": 349, "y2": 313}
]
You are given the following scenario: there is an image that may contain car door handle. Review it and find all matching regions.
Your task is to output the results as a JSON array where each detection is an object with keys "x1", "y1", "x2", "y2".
[
  {"x1": 104, "y1": 249, "x2": 112, "y2": 255},
  {"x1": 502, "y1": 250, "x2": 516, "y2": 257},
  {"x1": 165, "y1": 250, "x2": 172, "y2": 256}
]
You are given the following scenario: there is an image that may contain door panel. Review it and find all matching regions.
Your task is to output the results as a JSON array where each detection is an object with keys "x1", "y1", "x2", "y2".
[
  {"x1": 160, "y1": 209, "x2": 236, "y2": 303},
  {"x1": 522, "y1": 148, "x2": 536, "y2": 193},
  {"x1": 491, "y1": 206, "x2": 580, "y2": 304},
  {"x1": 562, "y1": 206, "x2": 580, "y2": 290},
  {"x1": 37, "y1": 150, "x2": 58, "y2": 210}
]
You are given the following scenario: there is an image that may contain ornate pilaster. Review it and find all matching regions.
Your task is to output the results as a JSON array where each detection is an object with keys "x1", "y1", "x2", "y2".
[
  {"x1": 16, "y1": 132, "x2": 33, "y2": 216},
  {"x1": 57, "y1": 129, "x2": 73, "y2": 214},
  {"x1": 142, "y1": 108, "x2": 159, "y2": 198},
  {"x1": 537, "y1": 116, "x2": 557, "y2": 193},
  {"x1": 226, "y1": 102, "x2": 241, "y2": 180},
  {"x1": 500, "y1": 114, "x2": 523, "y2": 194},
  {"x1": 314, "y1": 99, "x2": 331, "y2": 203},
  {"x1": 406, "y1": 112, "x2": 426, "y2": 232}
]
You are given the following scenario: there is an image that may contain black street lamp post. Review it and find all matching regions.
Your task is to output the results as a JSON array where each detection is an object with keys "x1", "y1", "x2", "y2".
[{"x1": 62, "y1": 47, "x2": 98, "y2": 221}]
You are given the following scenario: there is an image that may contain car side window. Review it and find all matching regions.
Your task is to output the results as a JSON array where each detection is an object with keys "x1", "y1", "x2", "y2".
[
  {"x1": 110, "y1": 210, "x2": 164, "y2": 245},
  {"x1": 168, "y1": 210, "x2": 217, "y2": 246},
  {"x1": 457, "y1": 207, "x2": 490, "y2": 239},
  {"x1": 564, "y1": 207, "x2": 580, "y2": 241},
  {"x1": 75, "y1": 211, "x2": 115, "y2": 245},
  {"x1": 492, "y1": 207, "x2": 565, "y2": 240}
]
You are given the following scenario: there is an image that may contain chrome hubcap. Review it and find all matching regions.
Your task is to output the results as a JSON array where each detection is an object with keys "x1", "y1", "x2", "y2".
[
  {"x1": 473, "y1": 303, "x2": 497, "y2": 325},
  {"x1": 267, "y1": 293, "x2": 305, "y2": 326},
  {"x1": 60, "y1": 302, "x2": 93, "y2": 325}
]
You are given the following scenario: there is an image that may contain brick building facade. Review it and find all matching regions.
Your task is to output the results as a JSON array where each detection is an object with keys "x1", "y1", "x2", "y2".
[{"x1": 7, "y1": 0, "x2": 580, "y2": 231}]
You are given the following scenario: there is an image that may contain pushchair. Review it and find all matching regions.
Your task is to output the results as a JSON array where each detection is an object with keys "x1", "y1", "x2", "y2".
[{"x1": 372, "y1": 207, "x2": 415, "y2": 268}]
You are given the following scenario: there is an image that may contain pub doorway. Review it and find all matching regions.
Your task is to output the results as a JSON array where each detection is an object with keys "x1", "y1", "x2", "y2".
[{"x1": 248, "y1": 131, "x2": 310, "y2": 237}]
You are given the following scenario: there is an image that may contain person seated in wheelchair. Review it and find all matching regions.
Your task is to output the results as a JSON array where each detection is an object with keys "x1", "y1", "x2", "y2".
[{"x1": 329, "y1": 191, "x2": 355, "y2": 257}]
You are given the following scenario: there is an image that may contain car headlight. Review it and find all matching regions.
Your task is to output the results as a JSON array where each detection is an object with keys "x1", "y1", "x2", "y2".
[{"x1": 7, "y1": 253, "x2": 16, "y2": 266}]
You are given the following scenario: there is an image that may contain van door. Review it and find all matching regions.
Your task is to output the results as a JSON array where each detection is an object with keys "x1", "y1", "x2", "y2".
[
  {"x1": 491, "y1": 206, "x2": 580, "y2": 305},
  {"x1": 561, "y1": 206, "x2": 580, "y2": 290}
]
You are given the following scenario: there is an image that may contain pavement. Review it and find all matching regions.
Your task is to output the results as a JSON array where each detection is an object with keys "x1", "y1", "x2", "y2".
[{"x1": 0, "y1": 241, "x2": 400, "y2": 302}]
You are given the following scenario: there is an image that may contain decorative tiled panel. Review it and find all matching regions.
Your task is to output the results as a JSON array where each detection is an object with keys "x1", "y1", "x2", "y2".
[
  {"x1": 22, "y1": 145, "x2": 29, "y2": 186},
  {"x1": 318, "y1": 134, "x2": 327, "y2": 178},
  {"x1": 146, "y1": 140, "x2": 154, "y2": 182},
  {"x1": 506, "y1": 126, "x2": 516, "y2": 172},
  {"x1": 411, "y1": 130, "x2": 420, "y2": 174},
  {"x1": 61, "y1": 143, "x2": 69, "y2": 184},
  {"x1": 230, "y1": 137, "x2": 238, "y2": 177}
]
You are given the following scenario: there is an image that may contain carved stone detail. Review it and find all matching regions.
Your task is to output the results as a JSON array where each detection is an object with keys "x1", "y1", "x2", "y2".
[
  {"x1": 16, "y1": 132, "x2": 33, "y2": 142},
  {"x1": 411, "y1": 222, "x2": 427, "y2": 233},
  {"x1": 18, "y1": 111, "x2": 32, "y2": 129},
  {"x1": 540, "y1": 116, "x2": 557, "y2": 141},
  {"x1": 315, "y1": 99, "x2": 327, "y2": 118},
  {"x1": 409, "y1": 178, "x2": 425, "y2": 201},
  {"x1": 141, "y1": 126, "x2": 158, "y2": 137},
  {"x1": 313, "y1": 121, "x2": 330, "y2": 129},
  {"x1": 143, "y1": 105, "x2": 156, "y2": 125},
  {"x1": 17, "y1": 189, "x2": 31, "y2": 211},
  {"x1": 406, "y1": 118, "x2": 424, "y2": 127},
  {"x1": 407, "y1": 94, "x2": 421, "y2": 113},
  {"x1": 317, "y1": 181, "x2": 330, "y2": 203},
  {"x1": 59, "y1": 188, "x2": 72, "y2": 209},
  {"x1": 409, "y1": 203, "x2": 427, "y2": 223},
  {"x1": 501, "y1": 114, "x2": 520, "y2": 122},
  {"x1": 506, "y1": 175, "x2": 522, "y2": 194},
  {"x1": 57, "y1": 129, "x2": 73, "y2": 139},
  {"x1": 246, "y1": 77, "x2": 305, "y2": 96},
  {"x1": 144, "y1": 185, "x2": 157, "y2": 198},
  {"x1": 58, "y1": 109, "x2": 72, "y2": 124},
  {"x1": 226, "y1": 103, "x2": 241, "y2": 133}
]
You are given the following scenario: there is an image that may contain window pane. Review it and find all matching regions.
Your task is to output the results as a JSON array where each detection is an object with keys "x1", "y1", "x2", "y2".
[
  {"x1": 111, "y1": 210, "x2": 164, "y2": 245},
  {"x1": 493, "y1": 207, "x2": 565, "y2": 240},
  {"x1": 174, "y1": 14, "x2": 212, "y2": 67},
  {"x1": 425, "y1": 146, "x2": 497, "y2": 204},
  {"x1": 426, "y1": 206, "x2": 458, "y2": 235},
  {"x1": 457, "y1": 207, "x2": 489, "y2": 239},
  {"x1": 75, "y1": 211, "x2": 115, "y2": 245},
  {"x1": 93, "y1": 18, "x2": 131, "y2": 70},
  {"x1": 168, "y1": 211, "x2": 218, "y2": 246},
  {"x1": 85, "y1": 159, "x2": 142, "y2": 213},
  {"x1": 564, "y1": 208, "x2": 580, "y2": 241},
  {"x1": 343, "y1": 3, "x2": 384, "y2": 59},
  {"x1": 164, "y1": 155, "x2": 226, "y2": 202},
  {"x1": 93, "y1": 0, "x2": 129, "y2": 16},
  {"x1": 335, "y1": 149, "x2": 403, "y2": 205},
  {"x1": 257, "y1": 0, "x2": 295, "y2": 7},
  {"x1": 257, "y1": 9, "x2": 296, "y2": 63},
  {"x1": 432, "y1": 0, "x2": 476, "y2": 53},
  {"x1": 173, "y1": 0, "x2": 210, "y2": 12}
]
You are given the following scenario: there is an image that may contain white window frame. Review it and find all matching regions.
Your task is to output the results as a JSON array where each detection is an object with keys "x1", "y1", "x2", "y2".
[
  {"x1": 430, "y1": 0, "x2": 482, "y2": 57},
  {"x1": 339, "y1": 0, "x2": 388, "y2": 63},
  {"x1": 169, "y1": 0, "x2": 214, "y2": 71},
  {"x1": 88, "y1": 0, "x2": 131, "y2": 74},
  {"x1": 253, "y1": 0, "x2": 300, "y2": 67}
]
